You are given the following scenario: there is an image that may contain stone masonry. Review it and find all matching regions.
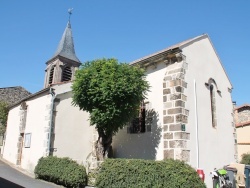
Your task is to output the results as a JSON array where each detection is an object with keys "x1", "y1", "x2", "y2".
[
  {"x1": 16, "y1": 102, "x2": 27, "y2": 165},
  {"x1": 236, "y1": 106, "x2": 250, "y2": 124},
  {"x1": 162, "y1": 53, "x2": 190, "y2": 162}
]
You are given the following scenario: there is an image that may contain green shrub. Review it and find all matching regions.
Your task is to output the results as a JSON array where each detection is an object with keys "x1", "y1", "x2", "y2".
[
  {"x1": 34, "y1": 156, "x2": 87, "y2": 188},
  {"x1": 241, "y1": 153, "x2": 250, "y2": 165},
  {"x1": 95, "y1": 158, "x2": 206, "y2": 188},
  {"x1": 96, "y1": 159, "x2": 206, "y2": 188}
]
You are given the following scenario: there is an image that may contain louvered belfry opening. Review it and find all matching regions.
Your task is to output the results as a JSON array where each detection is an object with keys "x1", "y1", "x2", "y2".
[
  {"x1": 49, "y1": 66, "x2": 55, "y2": 84},
  {"x1": 44, "y1": 21, "x2": 81, "y2": 88},
  {"x1": 62, "y1": 66, "x2": 72, "y2": 82}
]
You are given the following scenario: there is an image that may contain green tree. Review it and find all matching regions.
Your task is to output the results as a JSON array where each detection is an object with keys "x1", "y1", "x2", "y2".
[
  {"x1": 72, "y1": 58, "x2": 149, "y2": 160},
  {"x1": 241, "y1": 153, "x2": 250, "y2": 165},
  {"x1": 0, "y1": 101, "x2": 9, "y2": 134}
]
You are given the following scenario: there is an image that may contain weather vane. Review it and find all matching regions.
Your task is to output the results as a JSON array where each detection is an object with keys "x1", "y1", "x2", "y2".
[{"x1": 68, "y1": 8, "x2": 73, "y2": 21}]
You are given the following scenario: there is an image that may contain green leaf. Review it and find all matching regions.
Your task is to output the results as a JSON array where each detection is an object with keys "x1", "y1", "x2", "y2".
[{"x1": 72, "y1": 58, "x2": 150, "y2": 136}]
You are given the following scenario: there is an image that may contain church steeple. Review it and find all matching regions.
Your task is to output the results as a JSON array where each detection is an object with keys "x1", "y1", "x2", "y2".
[
  {"x1": 52, "y1": 21, "x2": 80, "y2": 63},
  {"x1": 44, "y1": 13, "x2": 81, "y2": 88}
]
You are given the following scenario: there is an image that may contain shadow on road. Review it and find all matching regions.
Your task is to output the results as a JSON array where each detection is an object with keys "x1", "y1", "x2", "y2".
[{"x1": 0, "y1": 177, "x2": 25, "y2": 188}]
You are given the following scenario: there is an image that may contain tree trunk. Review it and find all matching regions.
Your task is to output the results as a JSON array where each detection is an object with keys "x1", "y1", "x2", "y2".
[{"x1": 95, "y1": 129, "x2": 113, "y2": 161}]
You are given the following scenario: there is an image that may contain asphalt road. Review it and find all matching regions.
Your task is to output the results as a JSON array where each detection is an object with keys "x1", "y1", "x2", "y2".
[{"x1": 0, "y1": 159, "x2": 62, "y2": 188}]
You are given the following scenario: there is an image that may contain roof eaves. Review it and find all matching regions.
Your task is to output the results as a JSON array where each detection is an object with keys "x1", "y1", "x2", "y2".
[
  {"x1": 129, "y1": 34, "x2": 207, "y2": 66},
  {"x1": 48, "y1": 80, "x2": 73, "y2": 87},
  {"x1": 236, "y1": 121, "x2": 250, "y2": 128},
  {"x1": 46, "y1": 55, "x2": 81, "y2": 65},
  {"x1": 9, "y1": 87, "x2": 50, "y2": 109}
]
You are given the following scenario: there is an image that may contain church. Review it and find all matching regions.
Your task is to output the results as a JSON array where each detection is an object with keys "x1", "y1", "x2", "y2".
[{"x1": 2, "y1": 19, "x2": 236, "y2": 187}]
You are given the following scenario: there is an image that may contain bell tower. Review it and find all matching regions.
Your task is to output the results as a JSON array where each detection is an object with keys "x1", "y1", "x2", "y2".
[{"x1": 44, "y1": 11, "x2": 81, "y2": 88}]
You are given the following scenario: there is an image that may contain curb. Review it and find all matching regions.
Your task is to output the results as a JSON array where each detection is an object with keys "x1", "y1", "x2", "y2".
[{"x1": 0, "y1": 157, "x2": 95, "y2": 188}]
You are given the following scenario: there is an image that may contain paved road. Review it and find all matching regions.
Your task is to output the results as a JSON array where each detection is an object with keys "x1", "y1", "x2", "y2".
[{"x1": 0, "y1": 159, "x2": 62, "y2": 188}]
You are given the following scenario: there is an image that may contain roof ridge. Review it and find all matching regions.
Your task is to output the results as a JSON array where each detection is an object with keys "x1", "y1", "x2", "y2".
[
  {"x1": 0, "y1": 86, "x2": 30, "y2": 90},
  {"x1": 234, "y1": 104, "x2": 250, "y2": 110}
]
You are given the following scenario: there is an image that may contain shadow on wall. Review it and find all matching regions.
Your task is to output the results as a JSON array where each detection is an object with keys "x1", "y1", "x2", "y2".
[
  {"x1": 49, "y1": 92, "x2": 72, "y2": 156},
  {"x1": 113, "y1": 110, "x2": 162, "y2": 160}
]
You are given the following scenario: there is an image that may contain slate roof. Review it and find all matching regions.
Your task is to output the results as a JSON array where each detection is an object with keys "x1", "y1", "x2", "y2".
[
  {"x1": 49, "y1": 21, "x2": 80, "y2": 63},
  {"x1": 0, "y1": 86, "x2": 31, "y2": 105}
]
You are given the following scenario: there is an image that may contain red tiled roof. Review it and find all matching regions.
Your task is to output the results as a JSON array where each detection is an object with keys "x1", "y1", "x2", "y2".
[
  {"x1": 236, "y1": 121, "x2": 250, "y2": 128},
  {"x1": 237, "y1": 142, "x2": 250, "y2": 145},
  {"x1": 234, "y1": 104, "x2": 250, "y2": 110}
]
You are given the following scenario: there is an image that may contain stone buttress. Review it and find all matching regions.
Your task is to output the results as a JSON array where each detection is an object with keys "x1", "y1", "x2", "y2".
[{"x1": 162, "y1": 52, "x2": 190, "y2": 162}]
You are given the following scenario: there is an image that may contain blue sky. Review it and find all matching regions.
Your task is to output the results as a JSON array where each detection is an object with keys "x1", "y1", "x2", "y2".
[{"x1": 0, "y1": 1, "x2": 249, "y2": 106}]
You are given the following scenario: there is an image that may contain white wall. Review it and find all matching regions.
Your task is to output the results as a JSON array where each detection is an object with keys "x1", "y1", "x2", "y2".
[
  {"x1": 182, "y1": 37, "x2": 235, "y2": 187},
  {"x1": 51, "y1": 83, "x2": 94, "y2": 164},
  {"x1": 3, "y1": 83, "x2": 95, "y2": 172},
  {"x1": 113, "y1": 36, "x2": 235, "y2": 188},
  {"x1": 3, "y1": 92, "x2": 52, "y2": 173},
  {"x1": 237, "y1": 126, "x2": 250, "y2": 160},
  {"x1": 112, "y1": 63, "x2": 167, "y2": 160},
  {"x1": 20, "y1": 94, "x2": 52, "y2": 173},
  {"x1": 3, "y1": 106, "x2": 20, "y2": 164}
]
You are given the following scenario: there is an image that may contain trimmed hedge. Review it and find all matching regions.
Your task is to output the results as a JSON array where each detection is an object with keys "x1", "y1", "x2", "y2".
[
  {"x1": 34, "y1": 156, "x2": 87, "y2": 188},
  {"x1": 95, "y1": 158, "x2": 206, "y2": 188}
]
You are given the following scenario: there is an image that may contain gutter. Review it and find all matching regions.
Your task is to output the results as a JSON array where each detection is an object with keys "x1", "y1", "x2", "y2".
[
  {"x1": 47, "y1": 88, "x2": 56, "y2": 156},
  {"x1": 8, "y1": 88, "x2": 50, "y2": 110},
  {"x1": 194, "y1": 79, "x2": 200, "y2": 168},
  {"x1": 47, "y1": 87, "x2": 72, "y2": 156}
]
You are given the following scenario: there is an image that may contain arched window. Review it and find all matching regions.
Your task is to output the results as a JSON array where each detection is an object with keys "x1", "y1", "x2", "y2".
[
  {"x1": 206, "y1": 78, "x2": 219, "y2": 128},
  {"x1": 210, "y1": 84, "x2": 216, "y2": 127},
  {"x1": 49, "y1": 66, "x2": 55, "y2": 84},
  {"x1": 61, "y1": 67, "x2": 72, "y2": 82}
]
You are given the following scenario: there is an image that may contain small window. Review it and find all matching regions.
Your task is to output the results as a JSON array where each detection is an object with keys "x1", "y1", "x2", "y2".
[
  {"x1": 128, "y1": 102, "x2": 146, "y2": 134},
  {"x1": 49, "y1": 66, "x2": 55, "y2": 84},
  {"x1": 61, "y1": 67, "x2": 72, "y2": 82},
  {"x1": 24, "y1": 133, "x2": 31, "y2": 148}
]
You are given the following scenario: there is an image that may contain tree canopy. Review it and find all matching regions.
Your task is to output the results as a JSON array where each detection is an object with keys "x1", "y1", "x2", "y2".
[
  {"x1": 72, "y1": 58, "x2": 149, "y2": 159},
  {"x1": 241, "y1": 153, "x2": 250, "y2": 165},
  {"x1": 72, "y1": 58, "x2": 149, "y2": 134},
  {"x1": 0, "y1": 101, "x2": 9, "y2": 134}
]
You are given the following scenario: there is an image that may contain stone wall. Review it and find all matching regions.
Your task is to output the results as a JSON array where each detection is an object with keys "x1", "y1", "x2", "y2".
[
  {"x1": 162, "y1": 53, "x2": 190, "y2": 162},
  {"x1": 237, "y1": 107, "x2": 250, "y2": 124},
  {"x1": 0, "y1": 87, "x2": 31, "y2": 105},
  {"x1": 0, "y1": 86, "x2": 31, "y2": 136}
]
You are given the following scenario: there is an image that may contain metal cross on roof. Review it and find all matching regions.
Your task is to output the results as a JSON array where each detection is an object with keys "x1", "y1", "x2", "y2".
[{"x1": 68, "y1": 8, "x2": 73, "y2": 21}]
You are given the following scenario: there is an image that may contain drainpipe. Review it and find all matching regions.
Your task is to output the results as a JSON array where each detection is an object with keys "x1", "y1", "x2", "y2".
[
  {"x1": 194, "y1": 79, "x2": 199, "y2": 168},
  {"x1": 47, "y1": 88, "x2": 56, "y2": 156}
]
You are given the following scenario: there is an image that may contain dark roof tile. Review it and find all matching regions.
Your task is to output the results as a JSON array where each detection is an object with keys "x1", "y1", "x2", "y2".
[{"x1": 49, "y1": 21, "x2": 80, "y2": 63}]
